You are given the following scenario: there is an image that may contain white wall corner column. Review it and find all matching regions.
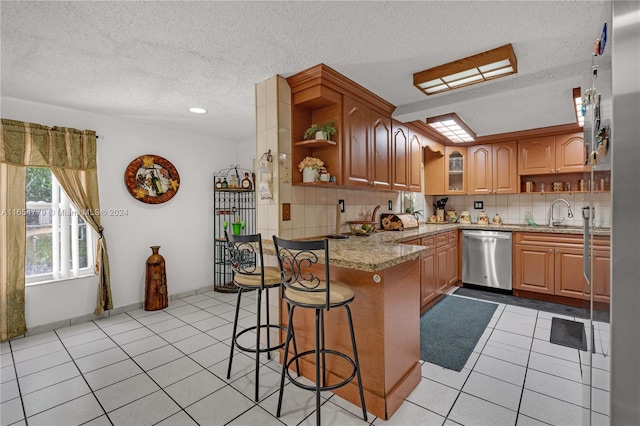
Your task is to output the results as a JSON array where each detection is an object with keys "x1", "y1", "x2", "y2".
[{"x1": 255, "y1": 75, "x2": 292, "y2": 241}]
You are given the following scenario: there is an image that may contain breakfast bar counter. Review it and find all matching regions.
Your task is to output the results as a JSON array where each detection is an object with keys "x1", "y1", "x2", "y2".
[{"x1": 262, "y1": 229, "x2": 435, "y2": 420}]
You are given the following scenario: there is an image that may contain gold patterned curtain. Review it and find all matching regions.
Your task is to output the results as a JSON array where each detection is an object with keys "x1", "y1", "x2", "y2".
[{"x1": 0, "y1": 119, "x2": 112, "y2": 342}]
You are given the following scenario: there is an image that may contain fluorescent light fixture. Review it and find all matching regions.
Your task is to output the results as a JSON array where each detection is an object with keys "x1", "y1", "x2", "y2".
[
  {"x1": 573, "y1": 87, "x2": 584, "y2": 127},
  {"x1": 427, "y1": 113, "x2": 476, "y2": 143},
  {"x1": 188, "y1": 107, "x2": 207, "y2": 114},
  {"x1": 413, "y1": 44, "x2": 517, "y2": 96}
]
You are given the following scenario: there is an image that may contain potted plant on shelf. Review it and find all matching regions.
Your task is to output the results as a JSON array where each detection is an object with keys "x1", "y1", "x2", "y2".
[
  {"x1": 303, "y1": 120, "x2": 337, "y2": 141},
  {"x1": 298, "y1": 156, "x2": 325, "y2": 182},
  {"x1": 319, "y1": 120, "x2": 337, "y2": 141},
  {"x1": 303, "y1": 123, "x2": 322, "y2": 140}
]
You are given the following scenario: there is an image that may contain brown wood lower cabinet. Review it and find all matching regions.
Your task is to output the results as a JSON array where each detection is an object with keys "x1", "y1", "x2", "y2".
[
  {"x1": 419, "y1": 236, "x2": 437, "y2": 307},
  {"x1": 406, "y1": 230, "x2": 459, "y2": 311},
  {"x1": 514, "y1": 232, "x2": 610, "y2": 304}
]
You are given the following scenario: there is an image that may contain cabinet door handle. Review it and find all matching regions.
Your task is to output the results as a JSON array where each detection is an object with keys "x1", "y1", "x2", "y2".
[
  {"x1": 549, "y1": 248, "x2": 553, "y2": 253},
  {"x1": 550, "y1": 169, "x2": 554, "y2": 173},
  {"x1": 557, "y1": 168, "x2": 560, "y2": 172}
]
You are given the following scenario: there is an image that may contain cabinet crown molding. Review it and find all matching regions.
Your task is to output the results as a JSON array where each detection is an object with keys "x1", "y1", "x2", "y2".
[{"x1": 287, "y1": 63, "x2": 396, "y2": 116}]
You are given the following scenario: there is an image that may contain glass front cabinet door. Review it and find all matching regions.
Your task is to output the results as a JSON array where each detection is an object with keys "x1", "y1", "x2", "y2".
[{"x1": 445, "y1": 146, "x2": 467, "y2": 194}]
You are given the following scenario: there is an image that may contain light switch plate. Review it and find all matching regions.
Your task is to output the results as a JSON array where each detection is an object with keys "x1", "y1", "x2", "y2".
[
  {"x1": 388, "y1": 200, "x2": 393, "y2": 210},
  {"x1": 474, "y1": 201, "x2": 483, "y2": 209},
  {"x1": 282, "y1": 166, "x2": 291, "y2": 183},
  {"x1": 338, "y1": 199, "x2": 345, "y2": 213}
]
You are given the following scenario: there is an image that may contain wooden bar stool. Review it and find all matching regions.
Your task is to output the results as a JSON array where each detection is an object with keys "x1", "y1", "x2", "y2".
[
  {"x1": 225, "y1": 232, "x2": 290, "y2": 401},
  {"x1": 272, "y1": 236, "x2": 367, "y2": 425}
]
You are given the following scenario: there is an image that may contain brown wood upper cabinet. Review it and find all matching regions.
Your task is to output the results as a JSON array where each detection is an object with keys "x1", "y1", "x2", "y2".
[
  {"x1": 408, "y1": 131, "x2": 423, "y2": 192},
  {"x1": 468, "y1": 141, "x2": 518, "y2": 195},
  {"x1": 343, "y1": 96, "x2": 392, "y2": 189},
  {"x1": 423, "y1": 145, "x2": 467, "y2": 195},
  {"x1": 445, "y1": 146, "x2": 467, "y2": 194},
  {"x1": 287, "y1": 64, "x2": 396, "y2": 188},
  {"x1": 390, "y1": 121, "x2": 422, "y2": 192},
  {"x1": 518, "y1": 133, "x2": 586, "y2": 175},
  {"x1": 391, "y1": 121, "x2": 409, "y2": 191}
]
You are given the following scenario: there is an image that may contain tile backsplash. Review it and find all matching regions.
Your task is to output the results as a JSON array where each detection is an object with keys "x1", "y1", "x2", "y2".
[
  {"x1": 281, "y1": 188, "x2": 611, "y2": 238},
  {"x1": 441, "y1": 192, "x2": 611, "y2": 228}
]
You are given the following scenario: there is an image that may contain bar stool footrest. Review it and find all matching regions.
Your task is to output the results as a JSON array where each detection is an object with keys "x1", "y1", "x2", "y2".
[
  {"x1": 285, "y1": 349, "x2": 357, "y2": 392},
  {"x1": 235, "y1": 324, "x2": 287, "y2": 354}
]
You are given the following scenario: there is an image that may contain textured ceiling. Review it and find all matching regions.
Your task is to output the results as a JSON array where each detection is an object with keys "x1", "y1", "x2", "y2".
[{"x1": 1, "y1": 1, "x2": 611, "y2": 143}]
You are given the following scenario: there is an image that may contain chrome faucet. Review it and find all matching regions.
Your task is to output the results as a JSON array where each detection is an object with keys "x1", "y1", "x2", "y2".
[{"x1": 549, "y1": 198, "x2": 574, "y2": 226}]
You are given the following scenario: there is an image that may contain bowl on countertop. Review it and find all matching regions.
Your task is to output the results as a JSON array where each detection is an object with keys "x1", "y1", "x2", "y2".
[{"x1": 347, "y1": 221, "x2": 376, "y2": 236}]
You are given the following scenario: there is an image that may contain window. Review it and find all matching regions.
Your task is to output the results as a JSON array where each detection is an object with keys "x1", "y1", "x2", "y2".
[{"x1": 25, "y1": 168, "x2": 95, "y2": 284}]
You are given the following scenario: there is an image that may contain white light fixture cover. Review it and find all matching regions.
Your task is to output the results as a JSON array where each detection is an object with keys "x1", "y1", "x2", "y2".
[
  {"x1": 426, "y1": 113, "x2": 476, "y2": 143},
  {"x1": 414, "y1": 44, "x2": 518, "y2": 96},
  {"x1": 188, "y1": 107, "x2": 207, "y2": 114},
  {"x1": 573, "y1": 87, "x2": 584, "y2": 127}
]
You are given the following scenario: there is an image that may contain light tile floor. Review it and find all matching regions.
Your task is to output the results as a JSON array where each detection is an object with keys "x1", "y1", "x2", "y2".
[{"x1": 1, "y1": 289, "x2": 610, "y2": 426}]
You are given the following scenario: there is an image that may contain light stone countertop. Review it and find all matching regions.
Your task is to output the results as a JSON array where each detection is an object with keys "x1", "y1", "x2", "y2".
[{"x1": 262, "y1": 223, "x2": 610, "y2": 273}]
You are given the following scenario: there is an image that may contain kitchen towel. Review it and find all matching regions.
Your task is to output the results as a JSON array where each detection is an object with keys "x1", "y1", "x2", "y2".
[{"x1": 420, "y1": 295, "x2": 498, "y2": 372}]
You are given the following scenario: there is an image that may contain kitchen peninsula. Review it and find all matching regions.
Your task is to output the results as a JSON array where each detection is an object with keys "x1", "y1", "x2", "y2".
[{"x1": 263, "y1": 225, "x2": 456, "y2": 420}]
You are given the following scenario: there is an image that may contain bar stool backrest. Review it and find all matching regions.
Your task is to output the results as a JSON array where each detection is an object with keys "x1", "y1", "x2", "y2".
[
  {"x1": 225, "y1": 232, "x2": 266, "y2": 288},
  {"x1": 272, "y1": 236, "x2": 331, "y2": 310}
]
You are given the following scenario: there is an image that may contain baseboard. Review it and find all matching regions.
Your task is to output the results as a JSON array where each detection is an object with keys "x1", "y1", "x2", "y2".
[{"x1": 21, "y1": 284, "x2": 217, "y2": 338}]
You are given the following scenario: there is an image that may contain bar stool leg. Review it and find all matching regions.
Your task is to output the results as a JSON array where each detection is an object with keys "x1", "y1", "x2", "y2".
[
  {"x1": 315, "y1": 308, "x2": 321, "y2": 426},
  {"x1": 276, "y1": 304, "x2": 296, "y2": 418},
  {"x1": 227, "y1": 288, "x2": 243, "y2": 379},
  {"x1": 320, "y1": 309, "x2": 327, "y2": 387},
  {"x1": 345, "y1": 305, "x2": 367, "y2": 421},
  {"x1": 265, "y1": 288, "x2": 272, "y2": 361},
  {"x1": 254, "y1": 289, "x2": 262, "y2": 401}
]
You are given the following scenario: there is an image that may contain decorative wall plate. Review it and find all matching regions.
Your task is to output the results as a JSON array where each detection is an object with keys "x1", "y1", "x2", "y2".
[{"x1": 124, "y1": 154, "x2": 180, "y2": 204}]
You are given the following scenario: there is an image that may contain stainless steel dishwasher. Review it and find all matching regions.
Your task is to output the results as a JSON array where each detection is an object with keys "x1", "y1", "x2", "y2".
[{"x1": 462, "y1": 230, "x2": 512, "y2": 290}]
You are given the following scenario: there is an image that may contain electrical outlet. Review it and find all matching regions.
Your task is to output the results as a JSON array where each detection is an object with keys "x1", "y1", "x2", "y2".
[
  {"x1": 338, "y1": 199, "x2": 345, "y2": 213},
  {"x1": 474, "y1": 201, "x2": 483, "y2": 209},
  {"x1": 388, "y1": 200, "x2": 393, "y2": 210},
  {"x1": 282, "y1": 203, "x2": 291, "y2": 221}
]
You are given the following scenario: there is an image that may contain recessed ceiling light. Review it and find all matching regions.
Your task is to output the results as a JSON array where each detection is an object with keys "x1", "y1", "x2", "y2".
[
  {"x1": 188, "y1": 107, "x2": 207, "y2": 114},
  {"x1": 414, "y1": 44, "x2": 517, "y2": 96}
]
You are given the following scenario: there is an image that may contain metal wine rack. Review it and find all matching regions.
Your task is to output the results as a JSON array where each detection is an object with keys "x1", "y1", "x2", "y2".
[{"x1": 213, "y1": 165, "x2": 256, "y2": 292}]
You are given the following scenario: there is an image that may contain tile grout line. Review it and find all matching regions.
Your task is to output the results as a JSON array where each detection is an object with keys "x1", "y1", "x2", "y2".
[
  {"x1": 513, "y1": 310, "x2": 540, "y2": 425},
  {"x1": 7, "y1": 340, "x2": 29, "y2": 426},
  {"x1": 92, "y1": 304, "x2": 235, "y2": 425},
  {"x1": 53, "y1": 328, "x2": 113, "y2": 425}
]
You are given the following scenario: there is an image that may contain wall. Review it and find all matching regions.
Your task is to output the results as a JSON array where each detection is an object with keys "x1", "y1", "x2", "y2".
[{"x1": 2, "y1": 97, "x2": 242, "y2": 331}]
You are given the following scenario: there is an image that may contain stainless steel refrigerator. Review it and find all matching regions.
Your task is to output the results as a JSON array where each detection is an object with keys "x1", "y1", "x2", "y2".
[{"x1": 610, "y1": 1, "x2": 640, "y2": 424}]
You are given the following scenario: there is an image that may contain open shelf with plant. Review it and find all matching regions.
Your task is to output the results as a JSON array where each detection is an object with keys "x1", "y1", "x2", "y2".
[{"x1": 290, "y1": 85, "x2": 342, "y2": 185}]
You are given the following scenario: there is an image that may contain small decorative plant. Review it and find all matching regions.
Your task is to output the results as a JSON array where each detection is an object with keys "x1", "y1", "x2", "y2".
[
  {"x1": 319, "y1": 120, "x2": 337, "y2": 140},
  {"x1": 303, "y1": 124, "x2": 322, "y2": 140},
  {"x1": 298, "y1": 156, "x2": 324, "y2": 172},
  {"x1": 303, "y1": 120, "x2": 337, "y2": 140},
  {"x1": 404, "y1": 191, "x2": 423, "y2": 220}
]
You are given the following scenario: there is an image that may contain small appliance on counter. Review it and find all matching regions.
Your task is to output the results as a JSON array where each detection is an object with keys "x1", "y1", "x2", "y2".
[{"x1": 381, "y1": 213, "x2": 419, "y2": 231}]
